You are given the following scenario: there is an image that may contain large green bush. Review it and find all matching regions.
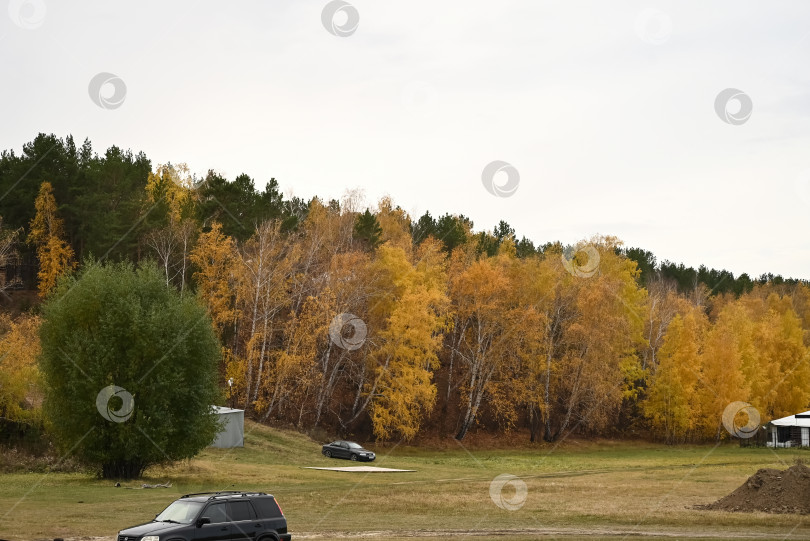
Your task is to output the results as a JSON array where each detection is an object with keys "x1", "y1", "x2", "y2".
[{"x1": 39, "y1": 261, "x2": 222, "y2": 479}]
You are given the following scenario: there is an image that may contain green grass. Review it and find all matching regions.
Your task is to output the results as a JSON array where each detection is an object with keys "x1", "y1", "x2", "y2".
[{"x1": 1, "y1": 423, "x2": 809, "y2": 540}]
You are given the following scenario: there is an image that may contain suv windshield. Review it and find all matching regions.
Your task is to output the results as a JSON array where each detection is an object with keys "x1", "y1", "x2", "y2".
[
  {"x1": 347, "y1": 442, "x2": 362, "y2": 449},
  {"x1": 155, "y1": 501, "x2": 204, "y2": 524}
]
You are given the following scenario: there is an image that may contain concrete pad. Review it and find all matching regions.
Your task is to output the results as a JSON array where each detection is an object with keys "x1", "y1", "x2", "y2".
[{"x1": 304, "y1": 466, "x2": 415, "y2": 473}]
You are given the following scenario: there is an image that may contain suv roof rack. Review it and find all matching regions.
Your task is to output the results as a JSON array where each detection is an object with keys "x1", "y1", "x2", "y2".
[{"x1": 180, "y1": 490, "x2": 268, "y2": 499}]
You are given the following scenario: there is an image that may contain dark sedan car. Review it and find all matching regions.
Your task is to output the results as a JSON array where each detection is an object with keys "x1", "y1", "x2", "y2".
[{"x1": 322, "y1": 440, "x2": 376, "y2": 461}]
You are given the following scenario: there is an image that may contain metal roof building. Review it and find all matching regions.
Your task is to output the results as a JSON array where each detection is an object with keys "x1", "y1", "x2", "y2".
[{"x1": 765, "y1": 410, "x2": 810, "y2": 448}]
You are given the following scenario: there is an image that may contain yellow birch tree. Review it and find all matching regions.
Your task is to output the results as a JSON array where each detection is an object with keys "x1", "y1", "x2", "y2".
[
  {"x1": 367, "y1": 239, "x2": 449, "y2": 440},
  {"x1": 28, "y1": 182, "x2": 76, "y2": 296}
]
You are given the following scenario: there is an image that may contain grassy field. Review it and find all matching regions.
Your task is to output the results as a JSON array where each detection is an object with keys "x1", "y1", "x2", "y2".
[{"x1": 1, "y1": 422, "x2": 810, "y2": 540}]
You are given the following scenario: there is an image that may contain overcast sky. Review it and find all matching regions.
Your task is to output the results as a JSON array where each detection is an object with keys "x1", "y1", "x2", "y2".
[{"x1": 2, "y1": 1, "x2": 809, "y2": 279}]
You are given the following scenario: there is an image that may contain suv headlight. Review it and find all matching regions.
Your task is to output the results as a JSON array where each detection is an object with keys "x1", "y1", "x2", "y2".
[{"x1": 143, "y1": 536, "x2": 160, "y2": 541}]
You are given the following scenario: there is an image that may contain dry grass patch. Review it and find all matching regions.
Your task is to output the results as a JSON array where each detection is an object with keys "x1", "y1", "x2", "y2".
[{"x1": 2, "y1": 424, "x2": 810, "y2": 539}]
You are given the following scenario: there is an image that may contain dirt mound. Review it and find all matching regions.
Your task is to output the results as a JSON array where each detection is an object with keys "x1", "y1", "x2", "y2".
[{"x1": 701, "y1": 462, "x2": 810, "y2": 514}]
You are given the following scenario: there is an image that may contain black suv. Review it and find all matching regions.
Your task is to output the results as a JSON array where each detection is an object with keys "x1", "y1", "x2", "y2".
[{"x1": 117, "y1": 491, "x2": 291, "y2": 541}]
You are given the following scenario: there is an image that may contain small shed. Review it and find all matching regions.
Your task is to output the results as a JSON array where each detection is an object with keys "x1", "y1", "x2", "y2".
[
  {"x1": 765, "y1": 410, "x2": 810, "y2": 448},
  {"x1": 210, "y1": 406, "x2": 245, "y2": 448}
]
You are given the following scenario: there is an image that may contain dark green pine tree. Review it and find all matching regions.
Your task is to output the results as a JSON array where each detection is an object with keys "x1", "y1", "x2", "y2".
[{"x1": 354, "y1": 209, "x2": 383, "y2": 249}]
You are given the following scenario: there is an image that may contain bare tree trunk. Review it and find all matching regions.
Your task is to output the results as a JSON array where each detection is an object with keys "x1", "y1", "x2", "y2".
[
  {"x1": 179, "y1": 222, "x2": 192, "y2": 297},
  {"x1": 315, "y1": 347, "x2": 342, "y2": 426},
  {"x1": 351, "y1": 361, "x2": 368, "y2": 415},
  {"x1": 456, "y1": 368, "x2": 494, "y2": 441},
  {"x1": 342, "y1": 355, "x2": 387, "y2": 429},
  {"x1": 543, "y1": 347, "x2": 554, "y2": 442},
  {"x1": 244, "y1": 255, "x2": 263, "y2": 410},
  {"x1": 455, "y1": 349, "x2": 499, "y2": 441},
  {"x1": 252, "y1": 316, "x2": 269, "y2": 405},
  {"x1": 557, "y1": 350, "x2": 587, "y2": 438},
  {"x1": 455, "y1": 361, "x2": 479, "y2": 440},
  {"x1": 528, "y1": 404, "x2": 539, "y2": 443},
  {"x1": 297, "y1": 389, "x2": 309, "y2": 427}
]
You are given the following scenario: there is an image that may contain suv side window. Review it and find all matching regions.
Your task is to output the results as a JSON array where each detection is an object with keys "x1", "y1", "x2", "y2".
[
  {"x1": 251, "y1": 497, "x2": 282, "y2": 519},
  {"x1": 228, "y1": 501, "x2": 255, "y2": 522},
  {"x1": 202, "y1": 502, "x2": 227, "y2": 524}
]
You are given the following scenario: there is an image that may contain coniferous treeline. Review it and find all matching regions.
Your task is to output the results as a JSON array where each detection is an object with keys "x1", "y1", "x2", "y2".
[{"x1": 1, "y1": 133, "x2": 809, "y2": 443}]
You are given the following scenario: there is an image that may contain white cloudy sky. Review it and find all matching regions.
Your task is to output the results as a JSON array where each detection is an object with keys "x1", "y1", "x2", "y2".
[{"x1": 2, "y1": 0, "x2": 809, "y2": 279}]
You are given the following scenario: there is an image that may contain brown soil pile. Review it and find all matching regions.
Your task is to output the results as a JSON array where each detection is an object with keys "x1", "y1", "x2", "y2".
[{"x1": 701, "y1": 462, "x2": 810, "y2": 514}]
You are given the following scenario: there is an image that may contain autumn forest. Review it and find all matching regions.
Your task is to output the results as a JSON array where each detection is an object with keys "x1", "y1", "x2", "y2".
[{"x1": 2, "y1": 133, "x2": 810, "y2": 445}]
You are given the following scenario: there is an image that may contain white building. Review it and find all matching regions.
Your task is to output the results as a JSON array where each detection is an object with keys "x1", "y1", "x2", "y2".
[
  {"x1": 210, "y1": 406, "x2": 245, "y2": 448},
  {"x1": 765, "y1": 410, "x2": 810, "y2": 447}
]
